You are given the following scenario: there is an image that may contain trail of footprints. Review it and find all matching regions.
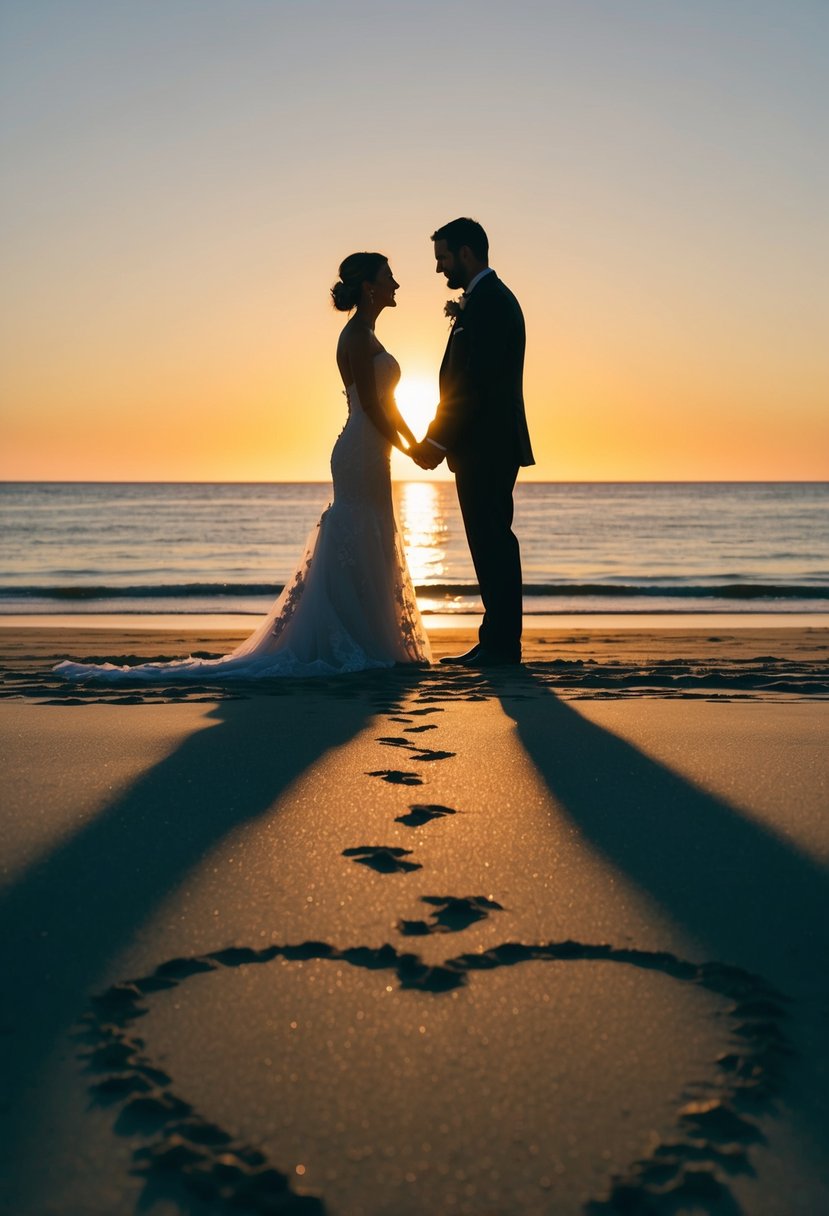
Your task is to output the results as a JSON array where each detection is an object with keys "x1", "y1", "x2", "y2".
[
  {"x1": 349, "y1": 697, "x2": 498, "y2": 939},
  {"x1": 77, "y1": 681, "x2": 794, "y2": 1216}
]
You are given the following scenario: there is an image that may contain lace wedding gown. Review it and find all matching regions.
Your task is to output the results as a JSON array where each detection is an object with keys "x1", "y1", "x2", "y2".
[{"x1": 55, "y1": 351, "x2": 432, "y2": 681}]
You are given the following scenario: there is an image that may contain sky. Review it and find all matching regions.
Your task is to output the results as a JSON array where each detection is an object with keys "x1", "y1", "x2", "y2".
[{"x1": 1, "y1": 0, "x2": 827, "y2": 482}]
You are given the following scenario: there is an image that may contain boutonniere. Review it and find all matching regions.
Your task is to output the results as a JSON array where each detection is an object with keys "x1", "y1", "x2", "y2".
[{"x1": 444, "y1": 294, "x2": 466, "y2": 321}]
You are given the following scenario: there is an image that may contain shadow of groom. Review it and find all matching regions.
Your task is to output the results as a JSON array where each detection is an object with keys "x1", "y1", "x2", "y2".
[
  {"x1": 484, "y1": 669, "x2": 829, "y2": 1194},
  {"x1": 484, "y1": 671, "x2": 829, "y2": 993}
]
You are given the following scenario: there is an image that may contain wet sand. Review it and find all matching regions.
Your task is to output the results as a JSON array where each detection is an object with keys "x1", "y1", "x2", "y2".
[
  {"x1": 1, "y1": 625, "x2": 828, "y2": 1214},
  {"x1": 2, "y1": 622, "x2": 829, "y2": 699}
]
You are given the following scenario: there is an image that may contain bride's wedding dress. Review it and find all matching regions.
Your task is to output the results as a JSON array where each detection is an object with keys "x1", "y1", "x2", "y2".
[{"x1": 56, "y1": 351, "x2": 432, "y2": 681}]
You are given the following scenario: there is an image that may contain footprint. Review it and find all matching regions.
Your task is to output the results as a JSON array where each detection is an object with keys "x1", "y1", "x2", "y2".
[
  {"x1": 404, "y1": 724, "x2": 437, "y2": 734},
  {"x1": 342, "y1": 846, "x2": 422, "y2": 874},
  {"x1": 395, "y1": 804, "x2": 457, "y2": 828},
  {"x1": 397, "y1": 895, "x2": 504, "y2": 935},
  {"x1": 366, "y1": 769, "x2": 423, "y2": 786},
  {"x1": 406, "y1": 707, "x2": 445, "y2": 717},
  {"x1": 377, "y1": 736, "x2": 456, "y2": 763}
]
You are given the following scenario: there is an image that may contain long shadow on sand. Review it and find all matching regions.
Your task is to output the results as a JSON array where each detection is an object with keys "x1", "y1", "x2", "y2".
[
  {"x1": 0, "y1": 672, "x2": 418, "y2": 1191},
  {"x1": 490, "y1": 674, "x2": 829, "y2": 992},
  {"x1": 490, "y1": 670, "x2": 829, "y2": 1197}
]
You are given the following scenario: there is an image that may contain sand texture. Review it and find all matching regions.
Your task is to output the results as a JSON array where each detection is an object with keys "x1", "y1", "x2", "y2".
[{"x1": 1, "y1": 626, "x2": 828, "y2": 1215}]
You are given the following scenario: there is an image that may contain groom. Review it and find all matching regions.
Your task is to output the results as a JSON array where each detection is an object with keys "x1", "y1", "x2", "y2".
[{"x1": 411, "y1": 217, "x2": 534, "y2": 666}]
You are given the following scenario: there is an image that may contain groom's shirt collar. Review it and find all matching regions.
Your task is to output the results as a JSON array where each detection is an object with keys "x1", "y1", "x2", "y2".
[{"x1": 463, "y1": 267, "x2": 494, "y2": 297}]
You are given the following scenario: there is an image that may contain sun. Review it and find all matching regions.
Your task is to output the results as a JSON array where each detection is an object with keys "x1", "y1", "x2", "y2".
[{"x1": 395, "y1": 375, "x2": 439, "y2": 441}]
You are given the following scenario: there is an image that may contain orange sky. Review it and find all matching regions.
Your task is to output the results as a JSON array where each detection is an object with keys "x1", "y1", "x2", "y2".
[{"x1": 2, "y1": 2, "x2": 827, "y2": 482}]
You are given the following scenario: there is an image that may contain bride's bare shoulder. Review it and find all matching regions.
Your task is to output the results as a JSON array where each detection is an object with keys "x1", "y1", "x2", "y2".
[
  {"x1": 335, "y1": 319, "x2": 366, "y2": 384},
  {"x1": 337, "y1": 317, "x2": 377, "y2": 350},
  {"x1": 336, "y1": 318, "x2": 381, "y2": 371}
]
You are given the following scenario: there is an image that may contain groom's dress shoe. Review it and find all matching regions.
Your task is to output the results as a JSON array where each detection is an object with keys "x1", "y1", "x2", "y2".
[
  {"x1": 439, "y1": 645, "x2": 481, "y2": 665},
  {"x1": 460, "y1": 648, "x2": 522, "y2": 668}
]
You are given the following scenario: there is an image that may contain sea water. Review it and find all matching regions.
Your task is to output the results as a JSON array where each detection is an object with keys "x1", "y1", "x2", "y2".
[{"x1": 1, "y1": 481, "x2": 827, "y2": 617}]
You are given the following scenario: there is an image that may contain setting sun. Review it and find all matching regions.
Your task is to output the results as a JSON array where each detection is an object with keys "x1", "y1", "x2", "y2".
[{"x1": 395, "y1": 376, "x2": 439, "y2": 442}]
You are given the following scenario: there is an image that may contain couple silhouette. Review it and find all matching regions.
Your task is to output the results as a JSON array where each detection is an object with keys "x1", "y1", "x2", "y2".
[{"x1": 56, "y1": 217, "x2": 534, "y2": 683}]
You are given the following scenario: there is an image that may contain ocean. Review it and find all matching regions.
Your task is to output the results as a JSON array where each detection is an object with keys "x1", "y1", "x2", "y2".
[{"x1": 1, "y1": 481, "x2": 827, "y2": 618}]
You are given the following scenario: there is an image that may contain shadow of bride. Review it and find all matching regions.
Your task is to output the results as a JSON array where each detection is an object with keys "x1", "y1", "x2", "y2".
[{"x1": 0, "y1": 671, "x2": 416, "y2": 1183}]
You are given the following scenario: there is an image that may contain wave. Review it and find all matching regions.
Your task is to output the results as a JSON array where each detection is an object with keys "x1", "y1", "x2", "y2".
[
  {"x1": 439, "y1": 583, "x2": 829, "y2": 600},
  {"x1": 0, "y1": 583, "x2": 285, "y2": 601},
  {"x1": 2, "y1": 581, "x2": 829, "y2": 602}
]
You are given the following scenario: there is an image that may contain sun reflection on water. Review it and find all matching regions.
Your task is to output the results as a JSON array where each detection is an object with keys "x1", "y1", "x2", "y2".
[{"x1": 394, "y1": 480, "x2": 447, "y2": 587}]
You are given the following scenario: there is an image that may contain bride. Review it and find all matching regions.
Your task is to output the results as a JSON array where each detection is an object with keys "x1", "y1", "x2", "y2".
[{"x1": 56, "y1": 252, "x2": 433, "y2": 681}]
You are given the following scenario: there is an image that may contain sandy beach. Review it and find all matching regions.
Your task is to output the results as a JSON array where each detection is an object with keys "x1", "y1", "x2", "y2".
[{"x1": 1, "y1": 623, "x2": 828, "y2": 1215}]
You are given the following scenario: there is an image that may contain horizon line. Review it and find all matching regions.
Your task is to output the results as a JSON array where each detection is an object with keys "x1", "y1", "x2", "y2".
[{"x1": 2, "y1": 478, "x2": 828, "y2": 487}]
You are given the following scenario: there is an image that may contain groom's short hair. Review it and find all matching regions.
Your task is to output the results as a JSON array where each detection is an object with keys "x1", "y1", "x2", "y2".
[{"x1": 431, "y1": 217, "x2": 489, "y2": 262}]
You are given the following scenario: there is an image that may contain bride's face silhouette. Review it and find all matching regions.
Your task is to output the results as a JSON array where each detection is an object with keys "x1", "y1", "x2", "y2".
[{"x1": 370, "y1": 261, "x2": 399, "y2": 311}]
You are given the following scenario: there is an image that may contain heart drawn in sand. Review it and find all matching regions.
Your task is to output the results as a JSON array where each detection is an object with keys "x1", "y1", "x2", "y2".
[{"x1": 78, "y1": 939, "x2": 790, "y2": 1216}]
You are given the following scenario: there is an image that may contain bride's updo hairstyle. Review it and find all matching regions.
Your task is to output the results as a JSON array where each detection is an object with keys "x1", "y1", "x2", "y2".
[{"x1": 331, "y1": 252, "x2": 387, "y2": 312}]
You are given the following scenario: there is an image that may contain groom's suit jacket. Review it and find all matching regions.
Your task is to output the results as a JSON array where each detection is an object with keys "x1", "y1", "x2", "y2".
[{"x1": 426, "y1": 271, "x2": 534, "y2": 472}]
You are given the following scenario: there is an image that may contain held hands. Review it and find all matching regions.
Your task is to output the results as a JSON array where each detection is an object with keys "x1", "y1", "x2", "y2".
[{"x1": 408, "y1": 440, "x2": 445, "y2": 470}]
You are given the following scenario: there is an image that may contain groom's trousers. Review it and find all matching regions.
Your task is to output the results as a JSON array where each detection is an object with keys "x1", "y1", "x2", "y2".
[{"x1": 454, "y1": 456, "x2": 522, "y2": 655}]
